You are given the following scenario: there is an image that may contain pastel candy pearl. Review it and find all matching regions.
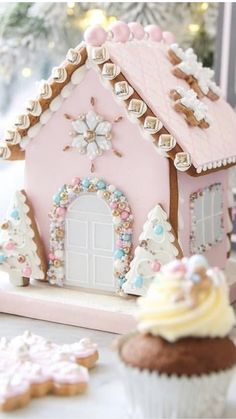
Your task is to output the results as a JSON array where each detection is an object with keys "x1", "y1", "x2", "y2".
[
  {"x1": 114, "y1": 249, "x2": 125, "y2": 259},
  {"x1": 71, "y1": 177, "x2": 80, "y2": 186},
  {"x1": 168, "y1": 260, "x2": 186, "y2": 274},
  {"x1": 48, "y1": 253, "x2": 55, "y2": 261},
  {"x1": 153, "y1": 224, "x2": 164, "y2": 235},
  {"x1": 128, "y1": 22, "x2": 145, "y2": 40},
  {"x1": 22, "y1": 267, "x2": 32, "y2": 277},
  {"x1": 163, "y1": 31, "x2": 176, "y2": 44},
  {"x1": 5, "y1": 241, "x2": 15, "y2": 250},
  {"x1": 56, "y1": 207, "x2": 66, "y2": 217},
  {"x1": 134, "y1": 275, "x2": 144, "y2": 288},
  {"x1": 188, "y1": 254, "x2": 209, "y2": 271},
  {"x1": 109, "y1": 21, "x2": 130, "y2": 43},
  {"x1": 121, "y1": 211, "x2": 129, "y2": 220},
  {"x1": 145, "y1": 25, "x2": 163, "y2": 42},
  {"x1": 84, "y1": 25, "x2": 107, "y2": 47},
  {"x1": 10, "y1": 209, "x2": 20, "y2": 219},
  {"x1": 151, "y1": 261, "x2": 161, "y2": 272},
  {"x1": 110, "y1": 202, "x2": 118, "y2": 209},
  {"x1": 0, "y1": 253, "x2": 6, "y2": 263}
]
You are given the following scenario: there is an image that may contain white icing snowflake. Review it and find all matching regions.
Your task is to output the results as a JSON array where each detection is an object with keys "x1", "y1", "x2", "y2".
[{"x1": 71, "y1": 110, "x2": 112, "y2": 160}]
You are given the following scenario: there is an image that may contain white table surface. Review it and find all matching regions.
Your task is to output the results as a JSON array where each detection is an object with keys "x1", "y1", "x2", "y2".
[{"x1": 0, "y1": 313, "x2": 236, "y2": 419}]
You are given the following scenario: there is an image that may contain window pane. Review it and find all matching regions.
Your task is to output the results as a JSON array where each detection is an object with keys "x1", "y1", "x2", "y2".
[
  {"x1": 213, "y1": 188, "x2": 223, "y2": 214},
  {"x1": 195, "y1": 221, "x2": 203, "y2": 250},
  {"x1": 190, "y1": 183, "x2": 223, "y2": 254},
  {"x1": 204, "y1": 218, "x2": 212, "y2": 245},
  {"x1": 204, "y1": 189, "x2": 212, "y2": 217},
  {"x1": 213, "y1": 214, "x2": 223, "y2": 242}
]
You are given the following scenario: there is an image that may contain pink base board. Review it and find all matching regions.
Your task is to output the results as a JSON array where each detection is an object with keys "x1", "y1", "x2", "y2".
[
  {"x1": 0, "y1": 273, "x2": 137, "y2": 334},
  {"x1": 0, "y1": 259, "x2": 236, "y2": 334}
]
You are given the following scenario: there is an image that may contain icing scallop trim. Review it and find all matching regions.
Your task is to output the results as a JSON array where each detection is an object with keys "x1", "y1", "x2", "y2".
[{"x1": 84, "y1": 21, "x2": 175, "y2": 46}]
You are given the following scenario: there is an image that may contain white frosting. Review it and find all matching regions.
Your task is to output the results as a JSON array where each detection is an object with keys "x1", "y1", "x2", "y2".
[
  {"x1": 38, "y1": 80, "x2": 52, "y2": 99},
  {"x1": 137, "y1": 257, "x2": 236, "y2": 342},
  {"x1": 71, "y1": 66, "x2": 86, "y2": 85},
  {"x1": 27, "y1": 123, "x2": 41, "y2": 139},
  {"x1": 52, "y1": 66, "x2": 67, "y2": 83},
  {"x1": 0, "y1": 190, "x2": 45, "y2": 281},
  {"x1": 49, "y1": 96, "x2": 64, "y2": 112},
  {"x1": 26, "y1": 100, "x2": 42, "y2": 117},
  {"x1": 4, "y1": 130, "x2": 21, "y2": 145},
  {"x1": 0, "y1": 144, "x2": 11, "y2": 159},
  {"x1": 14, "y1": 114, "x2": 30, "y2": 130},
  {"x1": 40, "y1": 109, "x2": 52, "y2": 125},
  {"x1": 123, "y1": 205, "x2": 179, "y2": 296},
  {"x1": 60, "y1": 82, "x2": 74, "y2": 98},
  {"x1": 170, "y1": 43, "x2": 185, "y2": 60},
  {"x1": 66, "y1": 48, "x2": 81, "y2": 65},
  {"x1": 175, "y1": 86, "x2": 211, "y2": 124}
]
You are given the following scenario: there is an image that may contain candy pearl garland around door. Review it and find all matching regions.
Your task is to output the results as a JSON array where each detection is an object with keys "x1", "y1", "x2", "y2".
[{"x1": 48, "y1": 178, "x2": 133, "y2": 293}]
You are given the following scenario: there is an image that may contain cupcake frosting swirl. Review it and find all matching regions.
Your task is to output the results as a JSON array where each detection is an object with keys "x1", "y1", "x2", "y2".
[{"x1": 137, "y1": 255, "x2": 235, "y2": 342}]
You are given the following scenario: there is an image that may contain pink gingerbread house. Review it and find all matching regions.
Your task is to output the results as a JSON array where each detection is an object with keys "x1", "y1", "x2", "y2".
[{"x1": 0, "y1": 22, "x2": 236, "y2": 298}]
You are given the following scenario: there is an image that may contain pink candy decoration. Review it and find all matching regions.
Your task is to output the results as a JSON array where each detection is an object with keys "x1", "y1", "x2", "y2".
[
  {"x1": 145, "y1": 25, "x2": 163, "y2": 42},
  {"x1": 84, "y1": 25, "x2": 107, "y2": 47},
  {"x1": 151, "y1": 260, "x2": 161, "y2": 272},
  {"x1": 22, "y1": 267, "x2": 32, "y2": 277},
  {"x1": 162, "y1": 31, "x2": 176, "y2": 44},
  {"x1": 109, "y1": 21, "x2": 130, "y2": 43},
  {"x1": 5, "y1": 241, "x2": 15, "y2": 250},
  {"x1": 120, "y1": 211, "x2": 129, "y2": 220},
  {"x1": 71, "y1": 177, "x2": 80, "y2": 186},
  {"x1": 48, "y1": 253, "x2": 55, "y2": 261},
  {"x1": 128, "y1": 22, "x2": 145, "y2": 40},
  {"x1": 116, "y1": 239, "x2": 123, "y2": 247},
  {"x1": 56, "y1": 207, "x2": 66, "y2": 217},
  {"x1": 168, "y1": 260, "x2": 186, "y2": 274},
  {"x1": 110, "y1": 202, "x2": 118, "y2": 209}
]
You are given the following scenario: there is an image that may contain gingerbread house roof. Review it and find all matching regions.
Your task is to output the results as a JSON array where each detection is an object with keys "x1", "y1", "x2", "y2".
[{"x1": 1, "y1": 22, "x2": 236, "y2": 177}]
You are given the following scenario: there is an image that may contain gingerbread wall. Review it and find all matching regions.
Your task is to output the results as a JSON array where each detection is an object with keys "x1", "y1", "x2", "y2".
[{"x1": 24, "y1": 67, "x2": 170, "y2": 256}]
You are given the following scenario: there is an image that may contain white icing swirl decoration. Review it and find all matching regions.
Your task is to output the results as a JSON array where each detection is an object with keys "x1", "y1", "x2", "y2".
[{"x1": 137, "y1": 255, "x2": 236, "y2": 342}]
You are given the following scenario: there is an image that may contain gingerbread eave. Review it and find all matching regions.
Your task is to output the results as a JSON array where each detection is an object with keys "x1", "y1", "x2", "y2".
[{"x1": 1, "y1": 34, "x2": 236, "y2": 177}]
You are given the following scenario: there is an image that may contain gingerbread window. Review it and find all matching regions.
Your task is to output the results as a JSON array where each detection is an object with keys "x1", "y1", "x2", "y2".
[{"x1": 190, "y1": 183, "x2": 224, "y2": 254}]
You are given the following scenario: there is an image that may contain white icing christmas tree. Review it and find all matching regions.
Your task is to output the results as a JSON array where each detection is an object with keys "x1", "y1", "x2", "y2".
[
  {"x1": 0, "y1": 190, "x2": 46, "y2": 286},
  {"x1": 123, "y1": 204, "x2": 181, "y2": 296}
]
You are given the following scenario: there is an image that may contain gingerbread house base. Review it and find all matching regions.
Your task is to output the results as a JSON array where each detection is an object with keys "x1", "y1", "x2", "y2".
[
  {"x1": 0, "y1": 258, "x2": 236, "y2": 334},
  {"x1": 0, "y1": 272, "x2": 137, "y2": 334}
]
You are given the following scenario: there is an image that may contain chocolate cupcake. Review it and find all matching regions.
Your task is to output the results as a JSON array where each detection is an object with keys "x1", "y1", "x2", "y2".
[{"x1": 118, "y1": 255, "x2": 236, "y2": 419}]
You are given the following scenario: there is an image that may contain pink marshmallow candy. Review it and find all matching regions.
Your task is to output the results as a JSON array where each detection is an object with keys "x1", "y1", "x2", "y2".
[
  {"x1": 120, "y1": 211, "x2": 129, "y2": 220},
  {"x1": 71, "y1": 177, "x2": 80, "y2": 186},
  {"x1": 128, "y1": 22, "x2": 145, "y2": 40},
  {"x1": 56, "y1": 207, "x2": 66, "y2": 217},
  {"x1": 109, "y1": 21, "x2": 130, "y2": 43},
  {"x1": 145, "y1": 25, "x2": 163, "y2": 42},
  {"x1": 84, "y1": 25, "x2": 107, "y2": 47},
  {"x1": 5, "y1": 241, "x2": 15, "y2": 250},
  {"x1": 151, "y1": 261, "x2": 161, "y2": 272},
  {"x1": 163, "y1": 31, "x2": 176, "y2": 44}
]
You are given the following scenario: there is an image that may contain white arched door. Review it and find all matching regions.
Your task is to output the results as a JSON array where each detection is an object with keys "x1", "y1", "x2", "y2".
[{"x1": 65, "y1": 193, "x2": 116, "y2": 291}]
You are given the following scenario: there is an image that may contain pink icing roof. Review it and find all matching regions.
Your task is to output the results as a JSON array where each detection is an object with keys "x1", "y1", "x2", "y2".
[{"x1": 106, "y1": 40, "x2": 236, "y2": 169}]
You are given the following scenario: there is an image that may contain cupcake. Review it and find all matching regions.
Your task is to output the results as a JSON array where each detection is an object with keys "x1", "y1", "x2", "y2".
[{"x1": 118, "y1": 255, "x2": 236, "y2": 419}]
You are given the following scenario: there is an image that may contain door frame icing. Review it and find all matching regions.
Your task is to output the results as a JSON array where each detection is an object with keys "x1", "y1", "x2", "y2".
[{"x1": 47, "y1": 177, "x2": 133, "y2": 293}]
